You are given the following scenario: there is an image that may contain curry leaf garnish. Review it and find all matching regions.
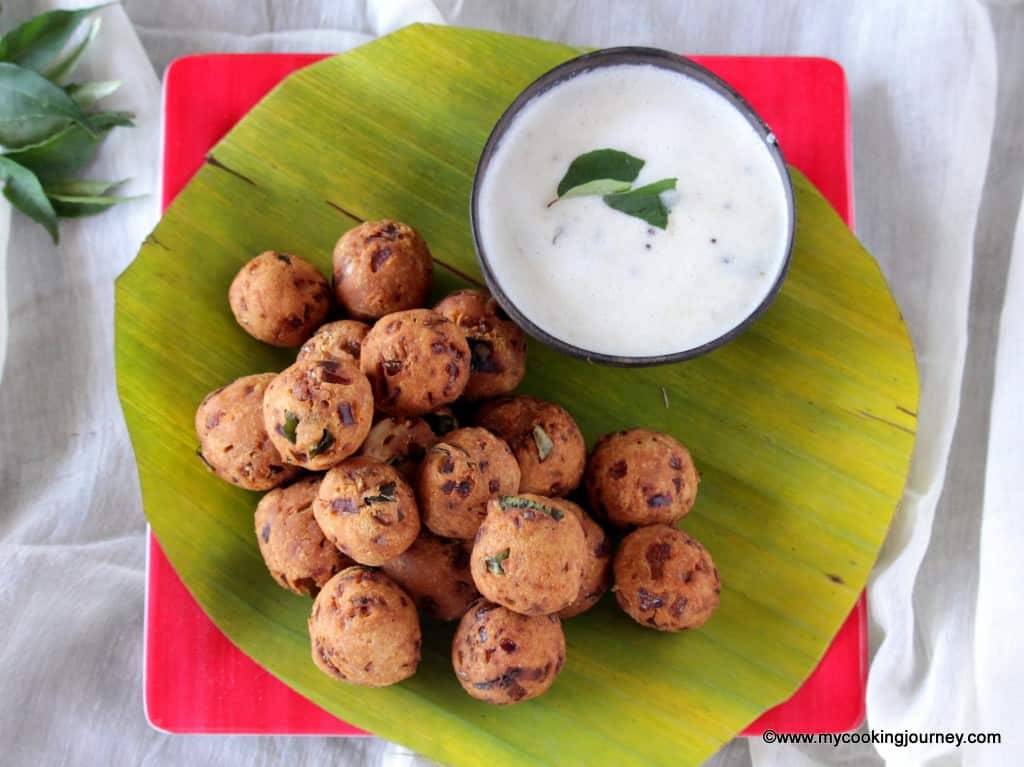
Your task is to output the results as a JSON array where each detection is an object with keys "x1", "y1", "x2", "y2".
[
  {"x1": 6, "y1": 123, "x2": 109, "y2": 183},
  {"x1": 484, "y1": 548, "x2": 510, "y2": 575},
  {"x1": 44, "y1": 178, "x2": 125, "y2": 196},
  {"x1": 603, "y1": 177, "x2": 678, "y2": 230},
  {"x1": 65, "y1": 79, "x2": 120, "y2": 108},
  {"x1": 498, "y1": 495, "x2": 564, "y2": 521},
  {"x1": 307, "y1": 429, "x2": 335, "y2": 458},
  {"x1": 0, "y1": 5, "x2": 136, "y2": 240},
  {"x1": 0, "y1": 4, "x2": 110, "y2": 73},
  {"x1": 4, "y1": 110, "x2": 133, "y2": 185},
  {"x1": 532, "y1": 424, "x2": 553, "y2": 462},
  {"x1": 43, "y1": 17, "x2": 101, "y2": 82},
  {"x1": 0, "y1": 156, "x2": 57, "y2": 241},
  {"x1": 86, "y1": 110, "x2": 135, "y2": 131},
  {"x1": 363, "y1": 481, "x2": 398, "y2": 505},
  {"x1": 281, "y1": 411, "x2": 299, "y2": 444},
  {"x1": 47, "y1": 188, "x2": 133, "y2": 214},
  {"x1": 0, "y1": 62, "x2": 93, "y2": 148},
  {"x1": 45, "y1": 178, "x2": 140, "y2": 217},
  {"x1": 558, "y1": 177, "x2": 633, "y2": 199},
  {"x1": 552, "y1": 149, "x2": 678, "y2": 228},
  {"x1": 555, "y1": 148, "x2": 644, "y2": 199}
]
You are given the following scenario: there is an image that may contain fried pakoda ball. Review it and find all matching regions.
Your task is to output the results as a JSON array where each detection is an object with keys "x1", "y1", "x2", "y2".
[
  {"x1": 196, "y1": 373, "x2": 301, "y2": 490},
  {"x1": 585, "y1": 429, "x2": 699, "y2": 528},
  {"x1": 360, "y1": 309, "x2": 470, "y2": 416},
  {"x1": 470, "y1": 495, "x2": 586, "y2": 615},
  {"x1": 332, "y1": 220, "x2": 432, "y2": 320},
  {"x1": 309, "y1": 566, "x2": 420, "y2": 686},
  {"x1": 434, "y1": 289, "x2": 527, "y2": 400},
  {"x1": 313, "y1": 457, "x2": 420, "y2": 566},
  {"x1": 380, "y1": 532, "x2": 479, "y2": 621},
  {"x1": 452, "y1": 600, "x2": 565, "y2": 704},
  {"x1": 296, "y1": 319, "x2": 371, "y2": 364},
  {"x1": 358, "y1": 416, "x2": 437, "y2": 482},
  {"x1": 475, "y1": 396, "x2": 585, "y2": 497},
  {"x1": 613, "y1": 524, "x2": 720, "y2": 632},
  {"x1": 229, "y1": 251, "x2": 331, "y2": 346},
  {"x1": 417, "y1": 427, "x2": 520, "y2": 540},
  {"x1": 556, "y1": 500, "x2": 612, "y2": 619},
  {"x1": 262, "y1": 357, "x2": 373, "y2": 471},
  {"x1": 254, "y1": 475, "x2": 352, "y2": 595}
]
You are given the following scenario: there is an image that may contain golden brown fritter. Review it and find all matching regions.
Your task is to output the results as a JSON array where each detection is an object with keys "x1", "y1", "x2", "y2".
[
  {"x1": 195, "y1": 373, "x2": 301, "y2": 490},
  {"x1": 332, "y1": 220, "x2": 432, "y2": 320},
  {"x1": 254, "y1": 475, "x2": 352, "y2": 595},
  {"x1": 296, "y1": 319, "x2": 371, "y2": 364},
  {"x1": 585, "y1": 429, "x2": 699, "y2": 528},
  {"x1": 613, "y1": 524, "x2": 720, "y2": 631},
  {"x1": 470, "y1": 494, "x2": 586, "y2": 615},
  {"x1": 475, "y1": 395, "x2": 585, "y2": 497},
  {"x1": 417, "y1": 427, "x2": 521, "y2": 540},
  {"x1": 358, "y1": 416, "x2": 437, "y2": 482},
  {"x1": 262, "y1": 357, "x2": 373, "y2": 471},
  {"x1": 556, "y1": 500, "x2": 612, "y2": 619},
  {"x1": 434, "y1": 289, "x2": 527, "y2": 400},
  {"x1": 313, "y1": 457, "x2": 420, "y2": 566},
  {"x1": 360, "y1": 309, "x2": 470, "y2": 416},
  {"x1": 229, "y1": 251, "x2": 331, "y2": 346},
  {"x1": 309, "y1": 566, "x2": 421, "y2": 686},
  {"x1": 380, "y1": 532, "x2": 478, "y2": 621},
  {"x1": 452, "y1": 600, "x2": 565, "y2": 704}
]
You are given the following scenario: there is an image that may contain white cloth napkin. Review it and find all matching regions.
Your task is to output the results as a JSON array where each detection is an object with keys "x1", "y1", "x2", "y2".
[{"x1": 1, "y1": 2, "x2": 1021, "y2": 766}]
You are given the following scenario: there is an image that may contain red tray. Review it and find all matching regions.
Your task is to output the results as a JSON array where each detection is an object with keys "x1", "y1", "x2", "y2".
[{"x1": 146, "y1": 50, "x2": 865, "y2": 736}]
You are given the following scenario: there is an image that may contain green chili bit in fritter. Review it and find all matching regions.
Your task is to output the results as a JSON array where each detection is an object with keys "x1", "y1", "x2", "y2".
[
  {"x1": 484, "y1": 548, "x2": 510, "y2": 575},
  {"x1": 281, "y1": 410, "x2": 299, "y2": 444},
  {"x1": 307, "y1": 428, "x2": 335, "y2": 458},
  {"x1": 363, "y1": 481, "x2": 398, "y2": 505}
]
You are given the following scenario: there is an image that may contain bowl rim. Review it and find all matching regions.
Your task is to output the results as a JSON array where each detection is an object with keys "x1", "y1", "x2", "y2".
[{"x1": 469, "y1": 46, "x2": 797, "y2": 367}]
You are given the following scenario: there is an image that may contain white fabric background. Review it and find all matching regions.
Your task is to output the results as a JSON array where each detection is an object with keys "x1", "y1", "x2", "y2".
[{"x1": 0, "y1": 1, "x2": 1020, "y2": 766}]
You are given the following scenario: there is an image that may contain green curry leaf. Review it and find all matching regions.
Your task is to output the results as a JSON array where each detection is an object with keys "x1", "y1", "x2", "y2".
[
  {"x1": 423, "y1": 410, "x2": 457, "y2": 435},
  {"x1": 555, "y1": 148, "x2": 644, "y2": 199},
  {"x1": 47, "y1": 190, "x2": 140, "y2": 217},
  {"x1": 0, "y1": 4, "x2": 110, "y2": 73},
  {"x1": 0, "y1": 156, "x2": 58, "y2": 242},
  {"x1": 43, "y1": 17, "x2": 101, "y2": 82},
  {"x1": 0, "y1": 62, "x2": 92, "y2": 148},
  {"x1": 65, "y1": 79, "x2": 120, "y2": 108},
  {"x1": 603, "y1": 177, "x2": 678, "y2": 230}
]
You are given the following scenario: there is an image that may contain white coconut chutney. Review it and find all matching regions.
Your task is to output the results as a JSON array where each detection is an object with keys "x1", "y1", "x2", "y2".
[{"x1": 476, "y1": 63, "x2": 791, "y2": 358}]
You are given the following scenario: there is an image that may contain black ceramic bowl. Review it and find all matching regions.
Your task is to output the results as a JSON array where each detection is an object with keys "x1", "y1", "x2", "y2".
[{"x1": 470, "y1": 47, "x2": 796, "y2": 366}]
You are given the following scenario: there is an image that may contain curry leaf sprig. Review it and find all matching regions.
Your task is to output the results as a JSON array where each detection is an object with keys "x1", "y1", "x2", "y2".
[
  {"x1": 0, "y1": 3, "x2": 137, "y2": 243},
  {"x1": 550, "y1": 148, "x2": 677, "y2": 230}
]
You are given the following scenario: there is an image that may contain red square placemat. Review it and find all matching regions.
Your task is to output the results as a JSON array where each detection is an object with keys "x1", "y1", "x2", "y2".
[{"x1": 146, "y1": 50, "x2": 864, "y2": 736}]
